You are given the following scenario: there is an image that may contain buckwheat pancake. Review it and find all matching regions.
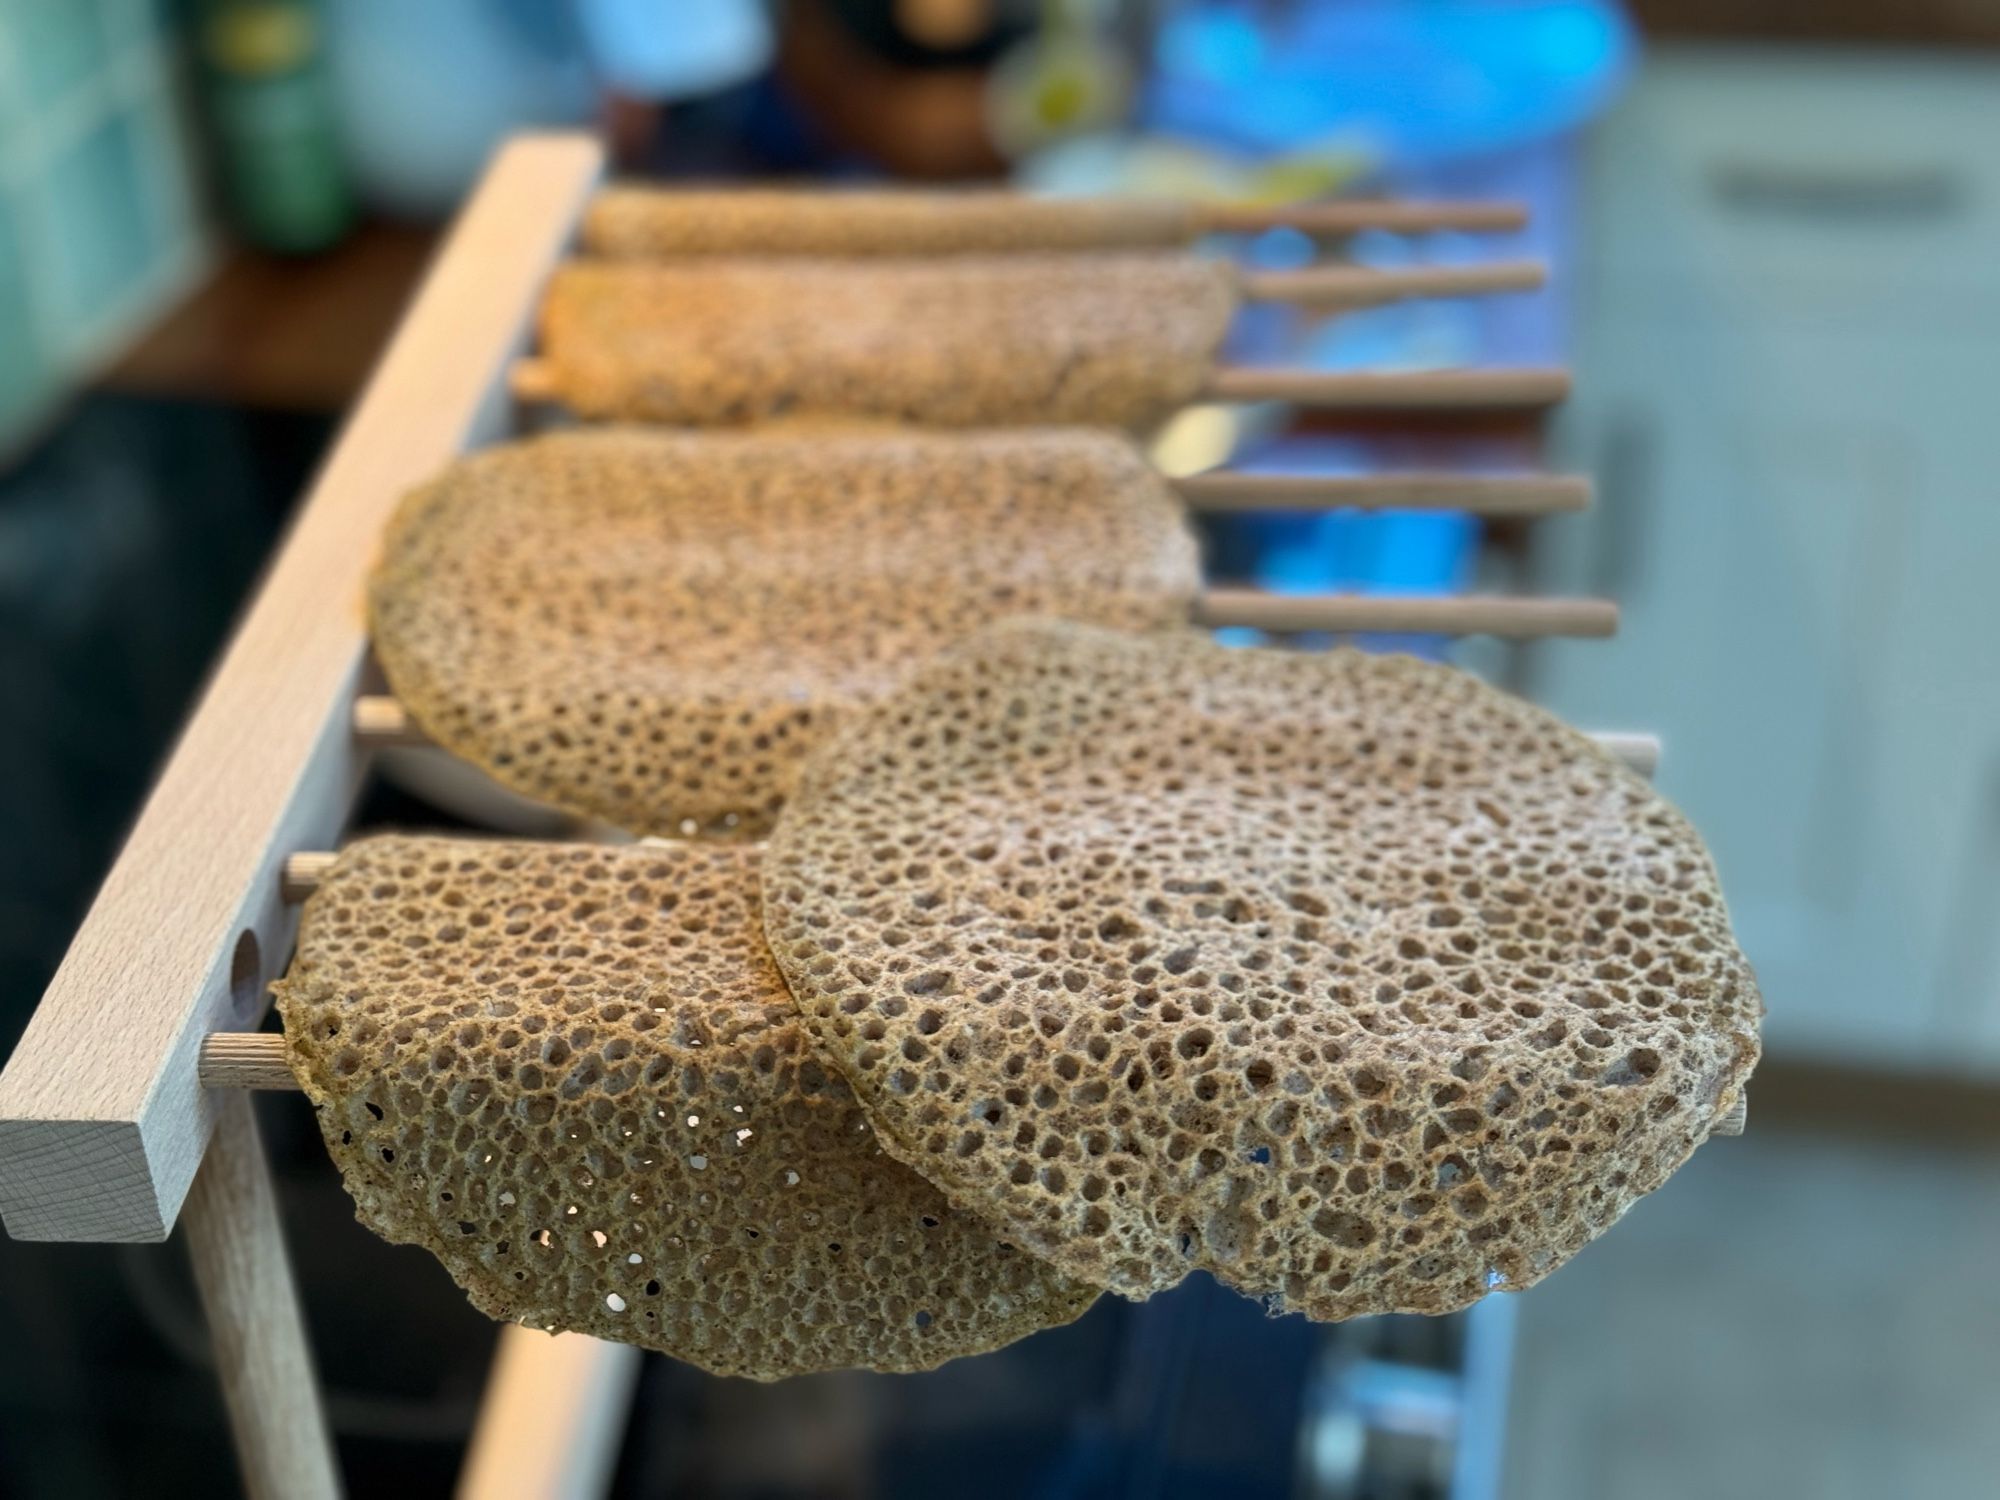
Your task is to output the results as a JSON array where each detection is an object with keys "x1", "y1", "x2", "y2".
[
  {"x1": 761, "y1": 621, "x2": 1762, "y2": 1320},
  {"x1": 535, "y1": 254, "x2": 1237, "y2": 428},
  {"x1": 583, "y1": 187, "x2": 1196, "y2": 258},
  {"x1": 368, "y1": 428, "x2": 1199, "y2": 838},
  {"x1": 274, "y1": 836, "x2": 1098, "y2": 1380}
]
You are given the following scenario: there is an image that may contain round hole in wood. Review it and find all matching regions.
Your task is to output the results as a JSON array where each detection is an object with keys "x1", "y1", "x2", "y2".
[{"x1": 230, "y1": 929, "x2": 262, "y2": 1021}]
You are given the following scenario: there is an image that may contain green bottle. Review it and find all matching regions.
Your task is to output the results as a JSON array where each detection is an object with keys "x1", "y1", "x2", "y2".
[{"x1": 198, "y1": 0, "x2": 352, "y2": 253}]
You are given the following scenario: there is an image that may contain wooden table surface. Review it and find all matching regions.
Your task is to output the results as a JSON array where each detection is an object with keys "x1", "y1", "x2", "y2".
[{"x1": 103, "y1": 222, "x2": 442, "y2": 412}]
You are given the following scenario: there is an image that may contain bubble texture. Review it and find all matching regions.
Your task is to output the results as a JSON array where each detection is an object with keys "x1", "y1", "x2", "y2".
[
  {"x1": 763, "y1": 621, "x2": 1762, "y2": 1320},
  {"x1": 583, "y1": 188, "x2": 1197, "y2": 258},
  {"x1": 275, "y1": 835, "x2": 1097, "y2": 1380},
  {"x1": 369, "y1": 428, "x2": 1199, "y2": 839},
  {"x1": 537, "y1": 255, "x2": 1238, "y2": 428}
]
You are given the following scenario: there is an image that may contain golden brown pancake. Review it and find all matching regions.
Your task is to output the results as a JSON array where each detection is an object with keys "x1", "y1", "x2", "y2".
[
  {"x1": 536, "y1": 254, "x2": 1237, "y2": 428},
  {"x1": 762, "y1": 621, "x2": 1761, "y2": 1319},
  {"x1": 276, "y1": 835, "x2": 1098, "y2": 1380},
  {"x1": 369, "y1": 428, "x2": 1199, "y2": 838},
  {"x1": 583, "y1": 186, "x2": 1196, "y2": 258}
]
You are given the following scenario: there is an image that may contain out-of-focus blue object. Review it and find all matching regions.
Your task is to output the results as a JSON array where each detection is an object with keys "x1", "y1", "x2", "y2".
[
  {"x1": 1199, "y1": 435, "x2": 1500, "y2": 662},
  {"x1": 1149, "y1": 0, "x2": 1636, "y2": 166},
  {"x1": 1200, "y1": 434, "x2": 1560, "y2": 664},
  {"x1": 326, "y1": 0, "x2": 771, "y2": 218},
  {"x1": 574, "y1": 0, "x2": 772, "y2": 99},
  {"x1": 326, "y1": 0, "x2": 595, "y2": 218}
]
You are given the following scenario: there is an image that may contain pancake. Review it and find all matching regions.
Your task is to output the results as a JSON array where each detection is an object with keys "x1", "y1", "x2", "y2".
[
  {"x1": 583, "y1": 187, "x2": 1196, "y2": 258},
  {"x1": 368, "y1": 428, "x2": 1199, "y2": 838},
  {"x1": 274, "y1": 835, "x2": 1098, "y2": 1380},
  {"x1": 761, "y1": 621, "x2": 1762, "y2": 1319},
  {"x1": 536, "y1": 254, "x2": 1237, "y2": 428}
]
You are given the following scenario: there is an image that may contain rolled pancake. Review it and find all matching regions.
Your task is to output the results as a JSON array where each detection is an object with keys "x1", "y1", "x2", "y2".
[
  {"x1": 369, "y1": 428, "x2": 1199, "y2": 838},
  {"x1": 583, "y1": 186, "x2": 1197, "y2": 258},
  {"x1": 274, "y1": 835, "x2": 1098, "y2": 1380},
  {"x1": 762, "y1": 621, "x2": 1762, "y2": 1319},
  {"x1": 536, "y1": 254, "x2": 1238, "y2": 428}
]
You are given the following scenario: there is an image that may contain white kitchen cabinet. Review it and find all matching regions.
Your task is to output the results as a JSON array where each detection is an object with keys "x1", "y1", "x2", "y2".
[{"x1": 1529, "y1": 49, "x2": 2000, "y2": 1072}]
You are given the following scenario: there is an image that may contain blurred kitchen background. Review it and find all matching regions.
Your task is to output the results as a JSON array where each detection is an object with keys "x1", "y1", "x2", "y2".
[{"x1": 3, "y1": 2, "x2": 1997, "y2": 1497}]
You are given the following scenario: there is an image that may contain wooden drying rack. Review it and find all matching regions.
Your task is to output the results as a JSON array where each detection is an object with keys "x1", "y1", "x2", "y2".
[{"x1": 0, "y1": 135, "x2": 1728, "y2": 1500}]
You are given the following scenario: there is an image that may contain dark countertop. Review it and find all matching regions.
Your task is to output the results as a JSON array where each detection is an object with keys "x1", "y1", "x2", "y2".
[
  {"x1": 102, "y1": 224, "x2": 441, "y2": 413},
  {"x1": 0, "y1": 391, "x2": 525, "y2": 1497}
]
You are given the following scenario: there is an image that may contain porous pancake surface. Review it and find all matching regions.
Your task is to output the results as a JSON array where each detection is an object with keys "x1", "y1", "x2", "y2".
[
  {"x1": 275, "y1": 836, "x2": 1097, "y2": 1380},
  {"x1": 537, "y1": 254, "x2": 1238, "y2": 428},
  {"x1": 582, "y1": 187, "x2": 1196, "y2": 258},
  {"x1": 369, "y1": 428, "x2": 1199, "y2": 838},
  {"x1": 762, "y1": 622, "x2": 1761, "y2": 1319}
]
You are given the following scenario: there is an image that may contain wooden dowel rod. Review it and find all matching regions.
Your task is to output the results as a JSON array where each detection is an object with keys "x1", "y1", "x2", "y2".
[
  {"x1": 1588, "y1": 732, "x2": 1661, "y2": 780},
  {"x1": 352, "y1": 585, "x2": 1611, "y2": 757},
  {"x1": 199, "y1": 1032, "x2": 300, "y2": 1091},
  {"x1": 181, "y1": 1089, "x2": 341, "y2": 1498},
  {"x1": 201, "y1": 1034, "x2": 291, "y2": 1091},
  {"x1": 353, "y1": 713, "x2": 1651, "y2": 779},
  {"x1": 510, "y1": 359, "x2": 557, "y2": 404},
  {"x1": 1238, "y1": 260, "x2": 1545, "y2": 306},
  {"x1": 513, "y1": 360, "x2": 1571, "y2": 413},
  {"x1": 206, "y1": 1032, "x2": 1750, "y2": 1149},
  {"x1": 1194, "y1": 590, "x2": 1616, "y2": 638},
  {"x1": 1174, "y1": 471, "x2": 1591, "y2": 515},
  {"x1": 1197, "y1": 200, "x2": 1529, "y2": 235},
  {"x1": 455, "y1": 1326, "x2": 642, "y2": 1500},
  {"x1": 286, "y1": 721, "x2": 1659, "y2": 912},
  {"x1": 1203, "y1": 365, "x2": 1571, "y2": 409},
  {"x1": 349, "y1": 684, "x2": 1641, "y2": 782},
  {"x1": 280, "y1": 851, "x2": 339, "y2": 903},
  {"x1": 352, "y1": 694, "x2": 431, "y2": 748},
  {"x1": 351, "y1": 697, "x2": 420, "y2": 750},
  {"x1": 208, "y1": 1028, "x2": 1746, "y2": 1136}
]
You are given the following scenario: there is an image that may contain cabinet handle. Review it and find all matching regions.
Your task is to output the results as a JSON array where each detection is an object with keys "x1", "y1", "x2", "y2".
[
  {"x1": 1706, "y1": 162, "x2": 1963, "y2": 224},
  {"x1": 1935, "y1": 753, "x2": 2000, "y2": 1041},
  {"x1": 1593, "y1": 411, "x2": 1653, "y2": 599}
]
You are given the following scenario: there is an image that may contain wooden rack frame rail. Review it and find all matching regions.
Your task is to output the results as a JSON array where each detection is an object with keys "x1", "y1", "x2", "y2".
[
  {"x1": 0, "y1": 135, "x2": 1702, "y2": 1500},
  {"x1": 338, "y1": 698, "x2": 1657, "y2": 772},
  {"x1": 0, "y1": 135, "x2": 608, "y2": 1500}
]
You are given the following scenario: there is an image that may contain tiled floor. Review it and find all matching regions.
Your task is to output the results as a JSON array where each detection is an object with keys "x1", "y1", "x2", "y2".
[{"x1": 1505, "y1": 1111, "x2": 2000, "y2": 1500}]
